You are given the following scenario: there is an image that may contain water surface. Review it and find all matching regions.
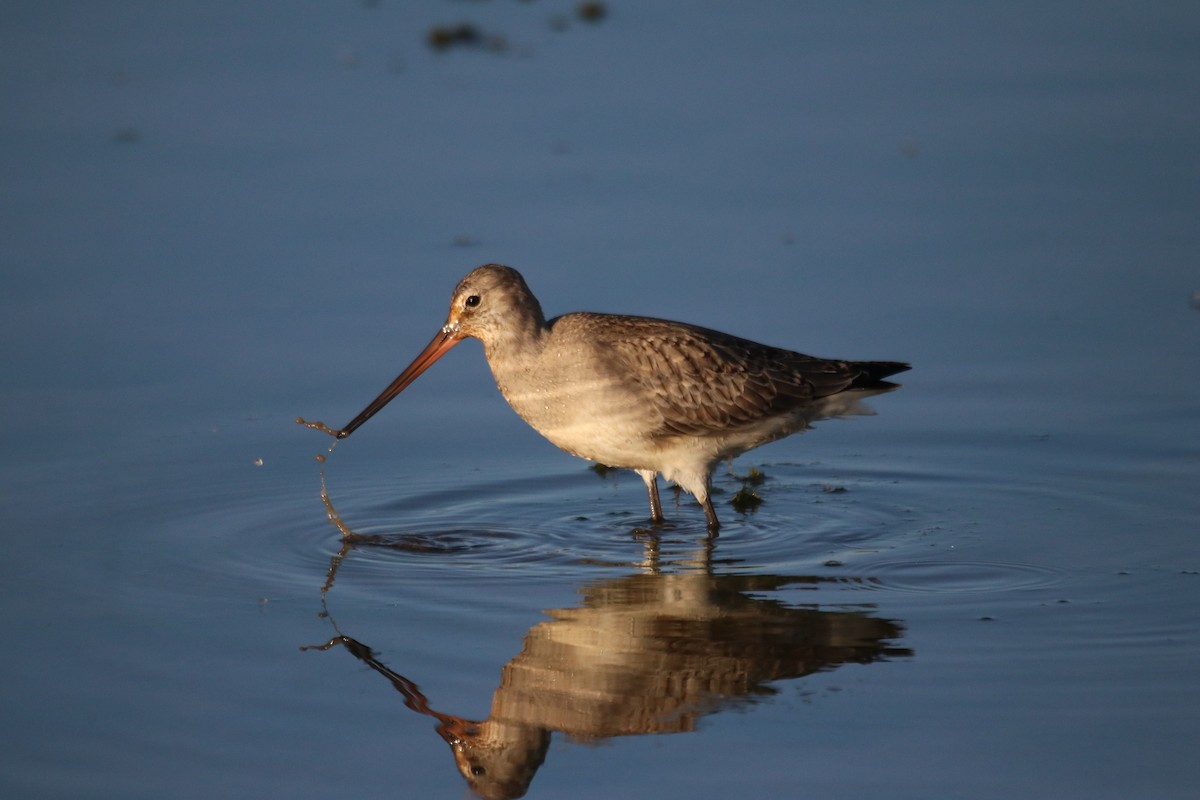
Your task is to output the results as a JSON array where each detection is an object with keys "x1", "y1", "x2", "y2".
[{"x1": 2, "y1": 3, "x2": 1198, "y2": 799}]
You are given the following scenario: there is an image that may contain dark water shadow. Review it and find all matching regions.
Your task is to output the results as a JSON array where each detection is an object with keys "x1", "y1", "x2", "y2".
[{"x1": 303, "y1": 538, "x2": 912, "y2": 800}]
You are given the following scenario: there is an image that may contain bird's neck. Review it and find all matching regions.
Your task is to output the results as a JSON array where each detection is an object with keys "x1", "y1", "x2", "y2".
[{"x1": 483, "y1": 305, "x2": 549, "y2": 364}]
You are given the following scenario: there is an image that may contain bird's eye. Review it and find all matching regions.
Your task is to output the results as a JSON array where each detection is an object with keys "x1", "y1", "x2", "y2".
[{"x1": 465, "y1": 295, "x2": 480, "y2": 308}]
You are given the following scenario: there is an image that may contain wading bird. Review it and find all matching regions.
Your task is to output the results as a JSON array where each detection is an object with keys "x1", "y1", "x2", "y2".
[{"x1": 332, "y1": 264, "x2": 908, "y2": 532}]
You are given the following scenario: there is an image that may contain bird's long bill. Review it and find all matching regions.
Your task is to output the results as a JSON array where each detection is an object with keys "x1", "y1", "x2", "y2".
[{"x1": 337, "y1": 328, "x2": 462, "y2": 438}]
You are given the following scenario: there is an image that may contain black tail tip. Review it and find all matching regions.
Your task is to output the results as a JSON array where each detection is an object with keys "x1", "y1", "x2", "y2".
[{"x1": 857, "y1": 361, "x2": 911, "y2": 385}]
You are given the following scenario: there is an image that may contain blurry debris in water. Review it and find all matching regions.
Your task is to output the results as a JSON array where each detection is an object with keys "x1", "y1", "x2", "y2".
[
  {"x1": 901, "y1": 138, "x2": 920, "y2": 158},
  {"x1": 253, "y1": 457, "x2": 264, "y2": 467},
  {"x1": 452, "y1": 234, "x2": 481, "y2": 247},
  {"x1": 823, "y1": 484, "x2": 848, "y2": 494},
  {"x1": 578, "y1": 2, "x2": 607, "y2": 22},
  {"x1": 427, "y1": 23, "x2": 510, "y2": 52},
  {"x1": 731, "y1": 485, "x2": 762, "y2": 514},
  {"x1": 824, "y1": 559, "x2": 843, "y2": 567},
  {"x1": 428, "y1": 22, "x2": 478, "y2": 49},
  {"x1": 112, "y1": 127, "x2": 140, "y2": 144},
  {"x1": 315, "y1": 453, "x2": 326, "y2": 464},
  {"x1": 732, "y1": 466, "x2": 766, "y2": 486},
  {"x1": 1191, "y1": 290, "x2": 1199, "y2": 310},
  {"x1": 427, "y1": 3, "x2": 610, "y2": 52}
]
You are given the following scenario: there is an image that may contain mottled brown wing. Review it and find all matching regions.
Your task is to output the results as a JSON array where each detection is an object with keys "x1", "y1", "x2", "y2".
[{"x1": 600, "y1": 316, "x2": 869, "y2": 438}]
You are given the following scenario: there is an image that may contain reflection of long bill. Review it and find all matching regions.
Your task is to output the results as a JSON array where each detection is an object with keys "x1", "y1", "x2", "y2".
[{"x1": 337, "y1": 325, "x2": 462, "y2": 438}]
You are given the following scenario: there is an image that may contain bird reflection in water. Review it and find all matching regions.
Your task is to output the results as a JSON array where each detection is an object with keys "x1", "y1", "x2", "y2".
[{"x1": 304, "y1": 540, "x2": 912, "y2": 799}]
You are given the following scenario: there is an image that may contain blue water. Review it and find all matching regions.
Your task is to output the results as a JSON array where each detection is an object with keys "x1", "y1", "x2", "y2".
[{"x1": 2, "y1": 3, "x2": 1198, "y2": 798}]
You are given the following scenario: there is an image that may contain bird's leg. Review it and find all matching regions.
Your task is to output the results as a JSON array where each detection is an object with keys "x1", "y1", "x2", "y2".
[
  {"x1": 700, "y1": 494, "x2": 721, "y2": 534},
  {"x1": 636, "y1": 470, "x2": 664, "y2": 524},
  {"x1": 697, "y1": 479, "x2": 721, "y2": 534}
]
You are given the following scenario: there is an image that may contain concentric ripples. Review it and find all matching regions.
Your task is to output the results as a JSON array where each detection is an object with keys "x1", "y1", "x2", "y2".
[
  {"x1": 850, "y1": 559, "x2": 1067, "y2": 593},
  {"x1": 139, "y1": 452, "x2": 1063, "y2": 607}
]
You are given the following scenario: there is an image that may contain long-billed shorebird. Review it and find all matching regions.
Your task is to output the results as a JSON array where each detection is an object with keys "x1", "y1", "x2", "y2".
[{"x1": 331, "y1": 264, "x2": 908, "y2": 532}]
